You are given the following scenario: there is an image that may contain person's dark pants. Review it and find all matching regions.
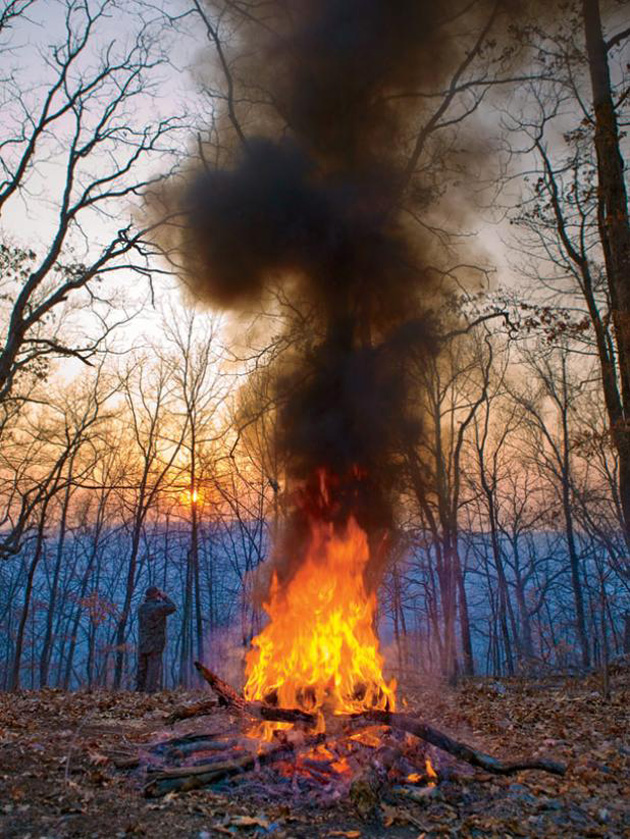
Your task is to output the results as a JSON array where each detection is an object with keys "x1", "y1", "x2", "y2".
[{"x1": 136, "y1": 651, "x2": 163, "y2": 692}]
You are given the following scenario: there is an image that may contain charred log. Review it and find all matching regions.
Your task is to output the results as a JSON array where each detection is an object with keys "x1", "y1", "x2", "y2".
[
  {"x1": 349, "y1": 744, "x2": 402, "y2": 819},
  {"x1": 194, "y1": 661, "x2": 246, "y2": 710},
  {"x1": 363, "y1": 711, "x2": 566, "y2": 776},
  {"x1": 144, "y1": 743, "x2": 291, "y2": 797},
  {"x1": 149, "y1": 731, "x2": 226, "y2": 753},
  {"x1": 194, "y1": 660, "x2": 318, "y2": 726}
]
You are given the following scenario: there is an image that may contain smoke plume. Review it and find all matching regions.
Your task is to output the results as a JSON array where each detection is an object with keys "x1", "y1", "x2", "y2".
[{"x1": 163, "y1": 0, "x2": 540, "y2": 588}]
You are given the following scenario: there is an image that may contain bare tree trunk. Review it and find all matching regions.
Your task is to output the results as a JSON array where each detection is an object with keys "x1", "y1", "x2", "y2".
[
  {"x1": 62, "y1": 506, "x2": 107, "y2": 690},
  {"x1": 599, "y1": 576, "x2": 611, "y2": 700},
  {"x1": 439, "y1": 542, "x2": 459, "y2": 682},
  {"x1": 511, "y1": 539, "x2": 535, "y2": 663},
  {"x1": 40, "y1": 463, "x2": 75, "y2": 687},
  {"x1": 557, "y1": 383, "x2": 591, "y2": 670},
  {"x1": 478, "y1": 474, "x2": 518, "y2": 673},
  {"x1": 562, "y1": 478, "x2": 591, "y2": 668},
  {"x1": 455, "y1": 551, "x2": 474, "y2": 676},
  {"x1": 391, "y1": 562, "x2": 408, "y2": 672},
  {"x1": 583, "y1": 0, "x2": 630, "y2": 548},
  {"x1": 192, "y1": 498, "x2": 204, "y2": 676},
  {"x1": 10, "y1": 501, "x2": 49, "y2": 690},
  {"x1": 113, "y1": 520, "x2": 143, "y2": 689},
  {"x1": 180, "y1": 542, "x2": 194, "y2": 688}
]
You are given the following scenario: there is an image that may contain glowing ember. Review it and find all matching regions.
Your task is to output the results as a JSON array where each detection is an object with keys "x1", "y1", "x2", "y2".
[
  {"x1": 426, "y1": 756, "x2": 437, "y2": 786},
  {"x1": 349, "y1": 726, "x2": 390, "y2": 747},
  {"x1": 244, "y1": 506, "x2": 396, "y2": 729},
  {"x1": 330, "y1": 755, "x2": 351, "y2": 774}
]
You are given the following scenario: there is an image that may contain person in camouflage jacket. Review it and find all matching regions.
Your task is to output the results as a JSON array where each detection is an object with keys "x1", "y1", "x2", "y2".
[{"x1": 136, "y1": 587, "x2": 176, "y2": 692}]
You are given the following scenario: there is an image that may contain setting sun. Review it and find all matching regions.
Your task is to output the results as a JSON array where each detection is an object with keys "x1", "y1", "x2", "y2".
[{"x1": 180, "y1": 488, "x2": 202, "y2": 507}]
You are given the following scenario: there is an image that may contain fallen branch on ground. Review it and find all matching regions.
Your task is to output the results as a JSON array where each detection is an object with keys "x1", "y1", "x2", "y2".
[
  {"x1": 363, "y1": 710, "x2": 566, "y2": 776},
  {"x1": 158, "y1": 737, "x2": 240, "y2": 760},
  {"x1": 144, "y1": 744, "x2": 288, "y2": 797},
  {"x1": 146, "y1": 750, "x2": 258, "y2": 781},
  {"x1": 150, "y1": 731, "x2": 225, "y2": 753}
]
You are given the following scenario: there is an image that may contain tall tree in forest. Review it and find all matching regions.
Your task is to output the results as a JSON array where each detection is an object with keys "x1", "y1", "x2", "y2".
[
  {"x1": 509, "y1": 0, "x2": 630, "y2": 550},
  {"x1": 0, "y1": 0, "x2": 182, "y2": 411},
  {"x1": 162, "y1": 307, "x2": 227, "y2": 686},
  {"x1": 509, "y1": 344, "x2": 592, "y2": 667},
  {"x1": 111, "y1": 357, "x2": 187, "y2": 689},
  {"x1": 404, "y1": 323, "x2": 494, "y2": 679},
  {"x1": 582, "y1": 0, "x2": 630, "y2": 548}
]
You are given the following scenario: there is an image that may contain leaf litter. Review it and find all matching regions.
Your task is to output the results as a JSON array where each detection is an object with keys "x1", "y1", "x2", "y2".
[{"x1": 0, "y1": 669, "x2": 628, "y2": 838}]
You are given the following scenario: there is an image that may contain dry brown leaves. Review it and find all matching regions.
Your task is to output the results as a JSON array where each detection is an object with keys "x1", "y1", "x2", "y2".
[{"x1": 0, "y1": 672, "x2": 628, "y2": 838}]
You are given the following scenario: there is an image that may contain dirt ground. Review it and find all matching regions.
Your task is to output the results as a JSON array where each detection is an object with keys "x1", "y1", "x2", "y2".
[{"x1": 1, "y1": 670, "x2": 629, "y2": 839}]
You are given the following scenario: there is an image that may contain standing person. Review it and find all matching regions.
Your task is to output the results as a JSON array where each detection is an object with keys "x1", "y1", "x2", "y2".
[{"x1": 136, "y1": 587, "x2": 177, "y2": 692}]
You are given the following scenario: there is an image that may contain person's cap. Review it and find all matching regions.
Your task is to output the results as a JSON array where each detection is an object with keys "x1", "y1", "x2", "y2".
[{"x1": 146, "y1": 586, "x2": 160, "y2": 599}]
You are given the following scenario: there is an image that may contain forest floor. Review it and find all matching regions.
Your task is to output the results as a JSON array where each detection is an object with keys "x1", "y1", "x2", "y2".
[{"x1": 0, "y1": 669, "x2": 629, "y2": 839}]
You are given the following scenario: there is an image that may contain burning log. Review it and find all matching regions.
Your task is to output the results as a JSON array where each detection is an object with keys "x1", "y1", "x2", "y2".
[
  {"x1": 256, "y1": 703, "x2": 317, "y2": 726},
  {"x1": 144, "y1": 733, "x2": 328, "y2": 798},
  {"x1": 363, "y1": 711, "x2": 566, "y2": 777},
  {"x1": 144, "y1": 744, "x2": 291, "y2": 798},
  {"x1": 194, "y1": 661, "x2": 318, "y2": 727},
  {"x1": 189, "y1": 665, "x2": 566, "y2": 782},
  {"x1": 194, "y1": 662, "x2": 246, "y2": 710}
]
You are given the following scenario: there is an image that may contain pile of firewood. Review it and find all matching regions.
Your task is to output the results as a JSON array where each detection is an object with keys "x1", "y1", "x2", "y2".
[{"x1": 141, "y1": 661, "x2": 566, "y2": 803}]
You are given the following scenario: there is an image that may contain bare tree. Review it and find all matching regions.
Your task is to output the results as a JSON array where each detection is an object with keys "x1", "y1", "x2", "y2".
[
  {"x1": 507, "y1": 343, "x2": 595, "y2": 667},
  {"x1": 7, "y1": 366, "x2": 115, "y2": 688},
  {"x1": 404, "y1": 321, "x2": 495, "y2": 679},
  {"x1": 506, "y1": 0, "x2": 630, "y2": 549},
  {"x1": 161, "y1": 306, "x2": 228, "y2": 685},
  {"x1": 0, "y1": 0, "x2": 183, "y2": 408},
  {"x1": 111, "y1": 355, "x2": 187, "y2": 689}
]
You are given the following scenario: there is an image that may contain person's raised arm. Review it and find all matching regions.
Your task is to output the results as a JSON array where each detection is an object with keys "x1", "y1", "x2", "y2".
[{"x1": 158, "y1": 592, "x2": 177, "y2": 616}]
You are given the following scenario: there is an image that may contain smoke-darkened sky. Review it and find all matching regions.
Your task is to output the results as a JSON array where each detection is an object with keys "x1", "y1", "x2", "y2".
[{"x1": 160, "y1": 0, "x2": 556, "y2": 587}]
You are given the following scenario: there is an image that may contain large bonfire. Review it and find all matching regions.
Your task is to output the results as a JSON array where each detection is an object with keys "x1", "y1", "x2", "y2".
[{"x1": 244, "y1": 471, "x2": 396, "y2": 729}]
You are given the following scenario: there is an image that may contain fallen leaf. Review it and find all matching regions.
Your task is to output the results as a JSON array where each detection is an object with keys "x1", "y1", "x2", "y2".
[
  {"x1": 225, "y1": 815, "x2": 270, "y2": 829},
  {"x1": 87, "y1": 750, "x2": 109, "y2": 765}
]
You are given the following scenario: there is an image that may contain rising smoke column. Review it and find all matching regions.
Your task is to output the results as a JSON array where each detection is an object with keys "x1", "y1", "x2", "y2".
[{"x1": 165, "y1": 0, "x2": 536, "y2": 588}]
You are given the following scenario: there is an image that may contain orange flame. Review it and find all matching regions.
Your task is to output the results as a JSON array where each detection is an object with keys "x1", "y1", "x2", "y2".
[
  {"x1": 425, "y1": 756, "x2": 437, "y2": 786},
  {"x1": 244, "y1": 514, "x2": 396, "y2": 728}
]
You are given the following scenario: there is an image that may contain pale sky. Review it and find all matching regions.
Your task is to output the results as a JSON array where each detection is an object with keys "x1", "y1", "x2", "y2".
[{"x1": 4, "y1": 0, "x2": 626, "y2": 391}]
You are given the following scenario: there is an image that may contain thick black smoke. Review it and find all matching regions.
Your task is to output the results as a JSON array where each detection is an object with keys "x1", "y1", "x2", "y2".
[{"x1": 167, "y1": 0, "x2": 539, "y2": 587}]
